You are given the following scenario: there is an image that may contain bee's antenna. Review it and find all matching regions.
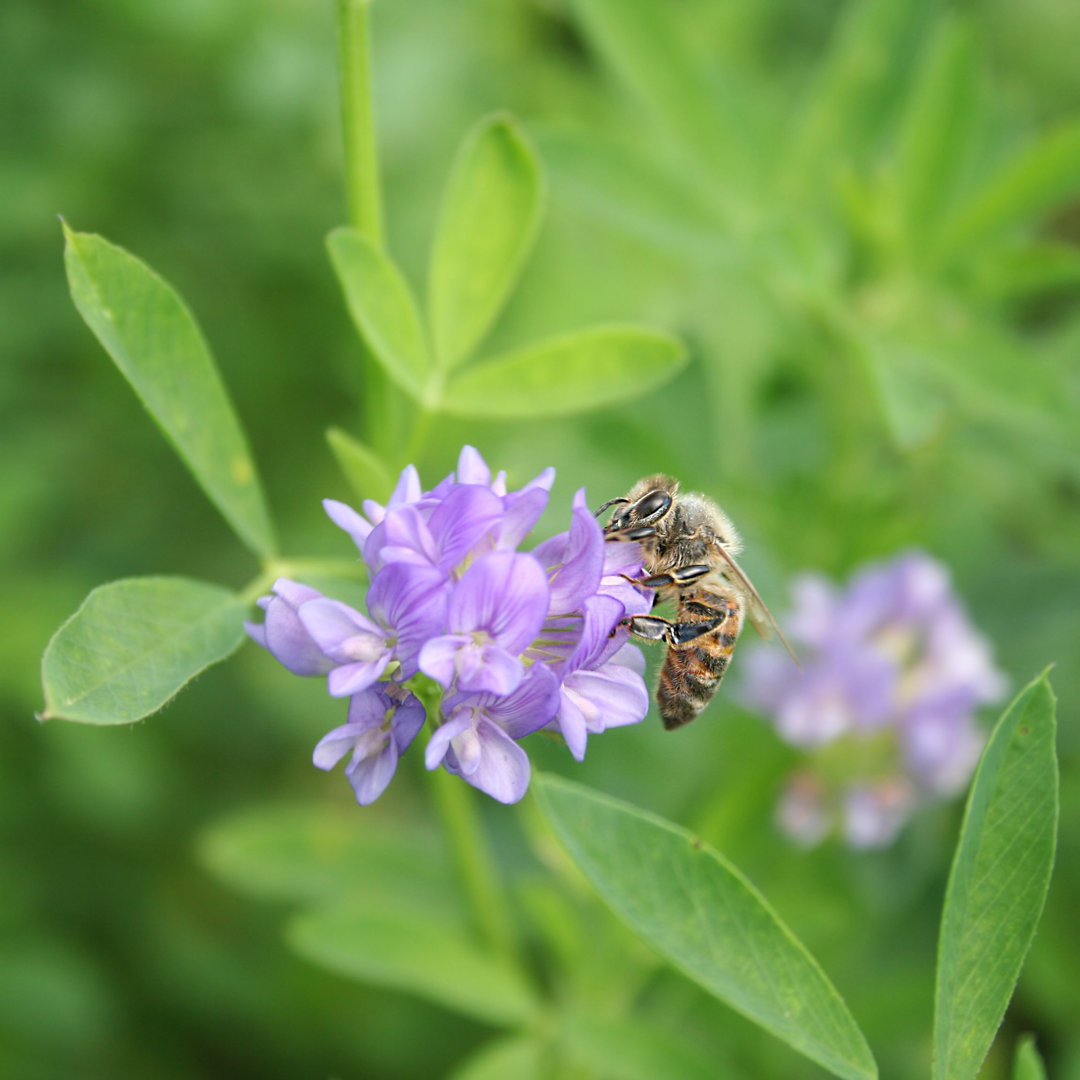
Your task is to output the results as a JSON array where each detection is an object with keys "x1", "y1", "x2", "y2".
[
  {"x1": 714, "y1": 545, "x2": 801, "y2": 668},
  {"x1": 594, "y1": 497, "x2": 629, "y2": 518}
]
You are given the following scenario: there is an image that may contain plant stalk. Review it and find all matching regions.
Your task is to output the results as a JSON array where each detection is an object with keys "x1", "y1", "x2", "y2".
[
  {"x1": 428, "y1": 759, "x2": 520, "y2": 968},
  {"x1": 336, "y1": 0, "x2": 384, "y2": 248}
]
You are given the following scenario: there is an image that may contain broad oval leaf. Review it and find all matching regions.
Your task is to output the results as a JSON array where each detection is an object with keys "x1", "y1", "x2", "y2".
[
  {"x1": 428, "y1": 113, "x2": 544, "y2": 369},
  {"x1": 288, "y1": 901, "x2": 540, "y2": 1027},
  {"x1": 40, "y1": 577, "x2": 246, "y2": 724},
  {"x1": 534, "y1": 774, "x2": 877, "y2": 1080},
  {"x1": 63, "y1": 226, "x2": 276, "y2": 557},
  {"x1": 933, "y1": 671, "x2": 1058, "y2": 1080},
  {"x1": 327, "y1": 226, "x2": 430, "y2": 398},
  {"x1": 441, "y1": 326, "x2": 686, "y2": 419},
  {"x1": 326, "y1": 426, "x2": 393, "y2": 503}
]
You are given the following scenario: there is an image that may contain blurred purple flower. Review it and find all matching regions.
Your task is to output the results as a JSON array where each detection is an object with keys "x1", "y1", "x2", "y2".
[
  {"x1": 246, "y1": 447, "x2": 651, "y2": 805},
  {"x1": 742, "y1": 550, "x2": 1006, "y2": 847}
]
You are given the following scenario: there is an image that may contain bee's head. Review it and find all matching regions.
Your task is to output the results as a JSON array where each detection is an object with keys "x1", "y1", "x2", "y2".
[{"x1": 600, "y1": 474, "x2": 679, "y2": 530}]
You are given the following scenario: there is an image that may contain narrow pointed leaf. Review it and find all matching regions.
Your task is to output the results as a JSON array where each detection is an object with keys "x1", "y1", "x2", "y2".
[
  {"x1": 942, "y1": 119, "x2": 1080, "y2": 254},
  {"x1": 327, "y1": 226, "x2": 429, "y2": 397},
  {"x1": 788, "y1": 0, "x2": 933, "y2": 177},
  {"x1": 535, "y1": 774, "x2": 877, "y2": 1080},
  {"x1": 441, "y1": 326, "x2": 686, "y2": 418},
  {"x1": 326, "y1": 427, "x2": 393, "y2": 503},
  {"x1": 933, "y1": 672, "x2": 1058, "y2": 1080},
  {"x1": 288, "y1": 901, "x2": 539, "y2": 1027},
  {"x1": 1012, "y1": 1036, "x2": 1047, "y2": 1080},
  {"x1": 40, "y1": 577, "x2": 246, "y2": 724},
  {"x1": 895, "y1": 15, "x2": 978, "y2": 240},
  {"x1": 428, "y1": 114, "x2": 543, "y2": 368},
  {"x1": 972, "y1": 242, "x2": 1080, "y2": 302},
  {"x1": 63, "y1": 226, "x2": 276, "y2": 557}
]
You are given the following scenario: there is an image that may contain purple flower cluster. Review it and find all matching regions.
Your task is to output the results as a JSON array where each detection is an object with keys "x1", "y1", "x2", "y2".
[
  {"x1": 246, "y1": 448, "x2": 652, "y2": 804},
  {"x1": 742, "y1": 551, "x2": 1006, "y2": 848}
]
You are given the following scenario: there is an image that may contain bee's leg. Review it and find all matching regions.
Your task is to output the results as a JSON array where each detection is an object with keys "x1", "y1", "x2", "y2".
[
  {"x1": 622, "y1": 564, "x2": 710, "y2": 590},
  {"x1": 603, "y1": 525, "x2": 657, "y2": 543},
  {"x1": 616, "y1": 613, "x2": 724, "y2": 645}
]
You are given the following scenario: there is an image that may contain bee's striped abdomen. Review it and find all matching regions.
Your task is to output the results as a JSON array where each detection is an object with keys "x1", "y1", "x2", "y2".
[{"x1": 657, "y1": 591, "x2": 743, "y2": 730}]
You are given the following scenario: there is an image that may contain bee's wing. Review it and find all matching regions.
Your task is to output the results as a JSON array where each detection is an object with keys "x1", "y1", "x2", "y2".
[{"x1": 713, "y1": 544, "x2": 801, "y2": 667}]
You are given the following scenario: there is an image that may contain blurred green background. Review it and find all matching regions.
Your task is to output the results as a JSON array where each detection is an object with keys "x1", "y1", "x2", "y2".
[{"x1": 3, "y1": 0, "x2": 1078, "y2": 1077}]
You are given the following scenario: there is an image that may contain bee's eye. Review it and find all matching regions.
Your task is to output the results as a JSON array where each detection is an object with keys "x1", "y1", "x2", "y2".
[{"x1": 634, "y1": 490, "x2": 671, "y2": 521}]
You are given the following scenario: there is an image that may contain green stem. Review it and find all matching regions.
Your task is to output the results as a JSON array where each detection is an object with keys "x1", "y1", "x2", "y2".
[
  {"x1": 265, "y1": 556, "x2": 369, "y2": 581},
  {"x1": 336, "y1": 0, "x2": 384, "y2": 248},
  {"x1": 428, "y1": 753, "x2": 520, "y2": 968},
  {"x1": 399, "y1": 402, "x2": 435, "y2": 470}
]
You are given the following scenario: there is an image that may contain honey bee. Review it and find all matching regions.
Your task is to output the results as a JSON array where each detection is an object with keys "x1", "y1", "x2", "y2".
[{"x1": 599, "y1": 475, "x2": 797, "y2": 729}]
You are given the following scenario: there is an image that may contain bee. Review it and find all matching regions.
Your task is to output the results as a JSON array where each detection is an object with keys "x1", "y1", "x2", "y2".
[{"x1": 598, "y1": 475, "x2": 797, "y2": 729}]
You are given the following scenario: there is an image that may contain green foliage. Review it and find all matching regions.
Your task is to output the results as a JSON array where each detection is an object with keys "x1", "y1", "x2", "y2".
[
  {"x1": 11, "y1": 1, "x2": 1079, "y2": 1077},
  {"x1": 940, "y1": 119, "x2": 1080, "y2": 256},
  {"x1": 197, "y1": 801, "x2": 455, "y2": 908},
  {"x1": 441, "y1": 326, "x2": 686, "y2": 418},
  {"x1": 40, "y1": 577, "x2": 246, "y2": 724},
  {"x1": 934, "y1": 672, "x2": 1059, "y2": 1080},
  {"x1": 325, "y1": 426, "x2": 394, "y2": 503},
  {"x1": 63, "y1": 225, "x2": 276, "y2": 558},
  {"x1": 429, "y1": 114, "x2": 544, "y2": 369},
  {"x1": 1012, "y1": 1035, "x2": 1048, "y2": 1080},
  {"x1": 535, "y1": 774, "x2": 877, "y2": 1080},
  {"x1": 327, "y1": 226, "x2": 431, "y2": 398},
  {"x1": 446, "y1": 1036, "x2": 546, "y2": 1080},
  {"x1": 289, "y1": 901, "x2": 540, "y2": 1026}
]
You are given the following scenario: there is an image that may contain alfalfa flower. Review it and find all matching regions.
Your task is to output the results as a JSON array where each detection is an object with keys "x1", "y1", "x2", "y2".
[
  {"x1": 246, "y1": 447, "x2": 652, "y2": 805},
  {"x1": 742, "y1": 551, "x2": 1006, "y2": 847}
]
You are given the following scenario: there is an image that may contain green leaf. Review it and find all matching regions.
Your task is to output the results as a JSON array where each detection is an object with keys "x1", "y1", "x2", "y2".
[
  {"x1": 441, "y1": 326, "x2": 686, "y2": 419},
  {"x1": 327, "y1": 226, "x2": 430, "y2": 398},
  {"x1": 534, "y1": 774, "x2": 877, "y2": 1080},
  {"x1": 942, "y1": 119, "x2": 1080, "y2": 255},
  {"x1": 569, "y1": 0, "x2": 752, "y2": 184},
  {"x1": 561, "y1": 1014, "x2": 734, "y2": 1080},
  {"x1": 40, "y1": 577, "x2": 246, "y2": 724},
  {"x1": 325, "y1": 427, "x2": 393, "y2": 503},
  {"x1": 197, "y1": 801, "x2": 456, "y2": 911},
  {"x1": 288, "y1": 900, "x2": 540, "y2": 1027},
  {"x1": 539, "y1": 130, "x2": 728, "y2": 263},
  {"x1": 895, "y1": 15, "x2": 978, "y2": 241},
  {"x1": 933, "y1": 672, "x2": 1059, "y2": 1080},
  {"x1": 788, "y1": 0, "x2": 933, "y2": 179},
  {"x1": 428, "y1": 113, "x2": 544, "y2": 368},
  {"x1": 447, "y1": 1036, "x2": 546, "y2": 1080},
  {"x1": 1012, "y1": 1035, "x2": 1048, "y2": 1080},
  {"x1": 63, "y1": 226, "x2": 276, "y2": 557},
  {"x1": 860, "y1": 334, "x2": 951, "y2": 450},
  {"x1": 971, "y1": 242, "x2": 1080, "y2": 303}
]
